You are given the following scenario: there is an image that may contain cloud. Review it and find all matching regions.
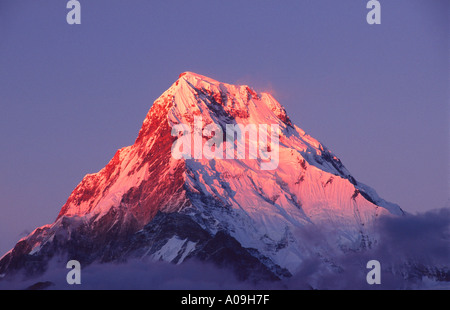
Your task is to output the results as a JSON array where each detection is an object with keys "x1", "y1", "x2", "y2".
[
  {"x1": 0, "y1": 258, "x2": 261, "y2": 290},
  {"x1": 284, "y1": 208, "x2": 450, "y2": 290},
  {"x1": 375, "y1": 208, "x2": 450, "y2": 264}
]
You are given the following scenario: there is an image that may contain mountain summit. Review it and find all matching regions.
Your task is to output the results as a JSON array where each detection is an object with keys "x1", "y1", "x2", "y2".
[{"x1": 0, "y1": 72, "x2": 404, "y2": 282}]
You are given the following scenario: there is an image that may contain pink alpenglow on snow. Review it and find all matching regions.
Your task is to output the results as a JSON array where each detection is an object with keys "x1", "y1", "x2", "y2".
[{"x1": 170, "y1": 116, "x2": 280, "y2": 170}]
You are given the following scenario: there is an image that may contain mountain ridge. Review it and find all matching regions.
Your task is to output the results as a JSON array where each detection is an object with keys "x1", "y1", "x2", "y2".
[{"x1": 0, "y1": 72, "x2": 404, "y2": 282}]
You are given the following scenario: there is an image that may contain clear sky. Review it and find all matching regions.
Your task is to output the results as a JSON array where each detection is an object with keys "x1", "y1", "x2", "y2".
[{"x1": 0, "y1": 0, "x2": 448, "y2": 256}]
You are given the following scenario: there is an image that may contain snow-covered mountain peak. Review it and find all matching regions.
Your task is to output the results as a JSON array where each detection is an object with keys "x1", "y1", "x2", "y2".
[{"x1": 0, "y1": 72, "x2": 404, "y2": 281}]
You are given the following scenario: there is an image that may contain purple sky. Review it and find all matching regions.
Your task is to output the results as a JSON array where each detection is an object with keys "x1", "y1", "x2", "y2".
[{"x1": 0, "y1": 0, "x2": 448, "y2": 256}]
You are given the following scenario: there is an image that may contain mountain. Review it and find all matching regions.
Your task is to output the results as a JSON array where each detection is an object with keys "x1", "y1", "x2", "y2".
[{"x1": 0, "y1": 72, "x2": 405, "y2": 284}]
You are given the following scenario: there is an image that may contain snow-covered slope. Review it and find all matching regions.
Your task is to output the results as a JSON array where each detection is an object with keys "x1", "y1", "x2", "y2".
[{"x1": 0, "y1": 72, "x2": 404, "y2": 280}]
